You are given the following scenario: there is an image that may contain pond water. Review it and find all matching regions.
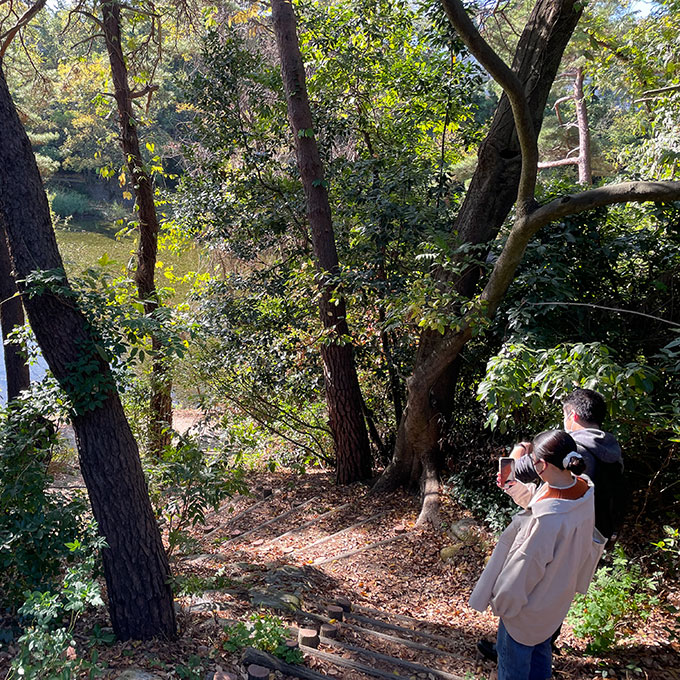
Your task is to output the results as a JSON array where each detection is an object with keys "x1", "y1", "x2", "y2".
[{"x1": 0, "y1": 350, "x2": 49, "y2": 404}]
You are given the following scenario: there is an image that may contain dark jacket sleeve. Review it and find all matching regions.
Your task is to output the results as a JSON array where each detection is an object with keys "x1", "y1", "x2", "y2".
[{"x1": 515, "y1": 454, "x2": 540, "y2": 484}]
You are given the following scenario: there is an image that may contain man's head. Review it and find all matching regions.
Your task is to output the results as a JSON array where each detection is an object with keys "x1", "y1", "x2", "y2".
[{"x1": 562, "y1": 388, "x2": 606, "y2": 431}]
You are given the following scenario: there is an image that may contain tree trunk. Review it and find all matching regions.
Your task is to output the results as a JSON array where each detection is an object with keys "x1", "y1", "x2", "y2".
[
  {"x1": 0, "y1": 219, "x2": 29, "y2": 399},
  {"x1": 271, "y1": 0, "x2": 372, "y2": 484},
  {"x1": 537, "y1": 66, "x2": 592, "y2": 183},
  {"x1": 0, "y1": 59, "x2": 176, "y2": 641},
  {"x1": 574, "y1": 67, "x2": 592, "y2": 184},
  {"x1": 376, "y1": 0, "x2": 584, "y2": 521},
  {"x1": 101, "y1": 0, "x2": 172, "y2": 455}
]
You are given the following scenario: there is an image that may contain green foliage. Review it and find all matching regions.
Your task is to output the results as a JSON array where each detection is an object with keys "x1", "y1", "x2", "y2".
[
  {"x1": 0, "y1": 399, "x2": 87, "y2": 610},
  {"x1": 446, "y1": 471, "x2": 515, "y2": 533},
  {"x1": 222, "y1": 613, "x2": 304, "y2": 664},
  {"x1": 8, "y1": 524, "x2": 108, "y2": 680},
  {"x1": 171, "y1": 568, "x2": 237, "y2": 596},
  {"x1": 145, "y1": 433, "x2": 248, "y2": 556},
  {"x1": 49, "y1": 189, "x2": 93, "y2": 218},
  {"x1": 477, "y1": 341, "x2": 657, "y2": 436},
  {"x1": 175, "y1": 0, "x2": 486, "y2": 455},
  {"x1": 652, "y1": 525, "x2": 680, "y2": 575},
  {"x1": 567, "y1": 546, "x2": 659, "y2": 654},
  {"x1": 174, "y1": 655, "x2": 204, "y2": 680}
]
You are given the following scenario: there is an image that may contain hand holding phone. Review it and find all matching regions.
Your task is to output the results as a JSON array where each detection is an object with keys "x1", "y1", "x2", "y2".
[{"x1": 498, "y1": 456, "x2": 516, "y2": 488}]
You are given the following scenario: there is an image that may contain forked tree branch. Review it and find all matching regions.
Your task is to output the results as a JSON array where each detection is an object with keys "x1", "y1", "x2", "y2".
[
  {"x1": 417, "y1": 179, "x2": 680, "y2": 386},
  {"x1": 440, "y1": 0, "x2": 538, "y2": 212},
  {"x1": 0, "y1": 0, "x2": 46, "y2": 57}
]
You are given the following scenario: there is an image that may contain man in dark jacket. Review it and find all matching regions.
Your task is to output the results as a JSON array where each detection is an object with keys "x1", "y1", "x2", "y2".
[{"x1": 512, "y1": 388, "x2": 624, "y2": 540}]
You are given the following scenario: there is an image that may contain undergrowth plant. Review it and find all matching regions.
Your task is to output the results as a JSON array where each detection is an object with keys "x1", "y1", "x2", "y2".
[
  {"x1": 8, "y1": 524, "x2": 108, "y2": 680},
  {"x1": 222, "y1": 613, "x2": 303, "y2": 664},
  {"x1": 567, "y1": 546, "x2": 659, "y2": 654},
  {"x1": 145, "y1": 432, "x2": 248, "y2": 556},
  {"x1": 0, "y1": 398, "x2": 87, "y2": 610}
]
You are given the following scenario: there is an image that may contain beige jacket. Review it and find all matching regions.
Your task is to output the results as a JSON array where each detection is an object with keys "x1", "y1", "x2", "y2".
[{"x1": 468, "y1": 478, "x2": 605, "y2": 646}]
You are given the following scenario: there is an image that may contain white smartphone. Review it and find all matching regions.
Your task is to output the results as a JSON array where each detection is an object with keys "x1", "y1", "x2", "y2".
[{"x1": 499, "y1": 457, "x2": 516, "y2": 487}]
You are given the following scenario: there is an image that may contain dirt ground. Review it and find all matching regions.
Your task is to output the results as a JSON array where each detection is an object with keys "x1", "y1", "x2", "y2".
[{"x1": 4, "y1": 445, "x2": 680, "y2": 680}]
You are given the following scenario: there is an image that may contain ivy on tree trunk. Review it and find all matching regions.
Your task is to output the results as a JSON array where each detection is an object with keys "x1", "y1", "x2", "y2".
[
  {"x1": 0, "y1": 59, "x2": 176, "y2": 641},
  {"x1": 101, "y1": 0, "x2": 172, "y2": 455}
]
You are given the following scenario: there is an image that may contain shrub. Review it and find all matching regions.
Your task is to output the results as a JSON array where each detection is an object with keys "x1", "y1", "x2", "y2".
[
  {"x1": 145, "y1": 432, "x2": 248, "y2": 556},
  {"x1": 222, "y1": 613, "x2": 304, "y2": 664},
  {"x1": 567, "y1": 546, "x2": 659, "y2": 654},
  {"x1": 0, "y1": 400, "x2": 87, "y2": 610},
  {"x1": 652, "y1": 525, "x2": 680, "y2": 576},
  {"x1": 8, "y1": 524, "x2": 108, "y2": 680},
  {"x1": 49, "y1": 189, "x2": 93, "y2": 218}
]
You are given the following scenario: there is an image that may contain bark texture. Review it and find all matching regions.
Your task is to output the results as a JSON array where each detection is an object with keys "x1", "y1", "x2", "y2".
[
  {"x1": 0, "y1": 219, "x2": 29, "y2": 399},
  {"x1": 271, "y1": 0, "x2": 372, "y2": 484},
  {"x1": 0, "y1": 60, "x2": 176, "y2": 641},
  {"x1": 101, "y1": 0, "x2": 172, "y2": 454},
  {"x1": 375, "y1": 0, "x2": 585, "y2": 520}
]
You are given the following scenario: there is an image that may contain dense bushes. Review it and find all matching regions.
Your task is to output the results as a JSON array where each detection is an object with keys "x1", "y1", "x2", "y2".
[{"x1": 0, "y1": 400, "x2": 87, "y2": 611}]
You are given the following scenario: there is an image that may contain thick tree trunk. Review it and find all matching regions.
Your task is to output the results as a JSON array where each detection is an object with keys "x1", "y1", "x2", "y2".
[
  {"x1": 376, "y1": 0, "x2": 584, "y2": 521},
  {"x1": 101, "y1": 0, "x2": 172, "y2": 454},
  {"x1": 0, "y1": 219, "x2": 29, "y2": 399},
  {"x1": 0, "y1": 60, "x2": 176, "y2": 641},
  {"x1": 271, "y1": 0, "x2": 372, "y2": 484}
]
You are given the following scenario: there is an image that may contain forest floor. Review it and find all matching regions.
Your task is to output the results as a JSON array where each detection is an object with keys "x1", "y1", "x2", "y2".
[{"x1": 29, "y1": 457, "x2": 680, "y2": 680}]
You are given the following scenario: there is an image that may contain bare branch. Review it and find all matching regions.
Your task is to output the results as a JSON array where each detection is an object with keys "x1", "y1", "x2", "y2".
[
  {"x1": 642, "y1": 84, "x2": 680, "y2": 97},
  {"x1": 129, "y1": 83, "x2": 158, "y2": 99},
  {"x1": 0, "y1": 0, "x2": 45, "y2": 57},
  {"x1": 440, "y1": 0, "x2": 538, "y2": 213},
  {"x1": 118, "y1": 2, "x2": 159, "y2": 18},
  {"x1": 526, "y1": 301, "x2": 680, "y2": 328},
  {"x1": 71, "y1": 8, "x2": 104, "y2": 29},
  {"x1": 537, "y1": 157, "x2": 578, "y2": 169}
]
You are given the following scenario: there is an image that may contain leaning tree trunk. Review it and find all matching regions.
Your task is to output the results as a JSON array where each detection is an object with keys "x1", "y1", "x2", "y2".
[
  {"x1": 375, "y1": 0, "x2": 584, "y2": 520},
  {"x1": 0, "y1": 219, "x2": 29, "y2": 399},
  {"x1": 272, "y1": 0, "x2": 372, "y2": 484},
  {"x1": 0, "y1": 59, "x2": 176, "y2": 641},
  {"x1": 101, "y1": 0, "x2": 172, "y2": 455}
]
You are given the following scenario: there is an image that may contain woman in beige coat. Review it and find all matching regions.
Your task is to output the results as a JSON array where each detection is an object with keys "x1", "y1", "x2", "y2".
[{"x1": 469, "y1": 430, "x2": 604, "y2": 680}]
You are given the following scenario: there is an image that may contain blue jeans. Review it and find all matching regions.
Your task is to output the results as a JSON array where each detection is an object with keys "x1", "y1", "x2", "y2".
[{"x1": 496, "y1": 620, "x2": 552, "y2": 680}]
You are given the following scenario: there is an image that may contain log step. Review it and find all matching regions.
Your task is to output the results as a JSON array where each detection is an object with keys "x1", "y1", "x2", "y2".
[
  {"x1": 311, "y1": 636, "x2": 466, "y2": 680},
  {"x1": 347, "y1": 611, "x2": 459, "y2": 646},
  {"x1": 221, "y1": 496, "x2": 319, "y2": 544},
  {"x1": 299, "y1": 609, "x2": 464, "y2": 660},
  {"x1": 205, "y1": 492, "x2": 277, "y2": 538},
  {"x1": 313, "y1": 532, "x2": 412, "y2": 566},
  {"x1": 265, "y1": 502, "x2": 352, "y2": 546},
  {"x1": 291, "y1": 510, "x2": 389, "y2": 555}
]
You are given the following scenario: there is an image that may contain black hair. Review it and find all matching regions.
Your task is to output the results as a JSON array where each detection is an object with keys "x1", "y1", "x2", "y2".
[
  {"x1": 532, "y1": 429, "x2": 586, "y2": 475},
  {"x1": 562, "y1": 388, "x2": 606, "y2": 427}
]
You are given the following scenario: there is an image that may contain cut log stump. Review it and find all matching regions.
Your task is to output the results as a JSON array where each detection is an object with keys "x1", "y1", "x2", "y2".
[
  {"x1": 298, "y1": 627, "x2": 320, "y2": 648},
  {"x1": 334, "y1": 596, "x2": 351, "y2": 612},
  {"x1": 320, "y1": 623, "x2": 338, "y2": 639},
  {"x1": 246, "y1": 663, "x2": 269, "y2": 679},
  {"x1": 241, "y1": 648, "x2": 332, "y2": 680},
  {"x1": 327, "y1": 605, "x2": 344, "y2": 621}
]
